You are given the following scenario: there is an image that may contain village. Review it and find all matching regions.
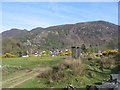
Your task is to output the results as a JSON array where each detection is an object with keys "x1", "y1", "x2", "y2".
[{"x1": 22, "y1": 48, "x2": 71, "y2": 57}]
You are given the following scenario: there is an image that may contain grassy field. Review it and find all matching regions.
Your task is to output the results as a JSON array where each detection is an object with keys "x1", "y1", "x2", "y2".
[
  {"x1": 15, "y1": 69, "x2": 111, "y2": 88},
  {"x1": 2, "y1": 56, "x2": 117, "y2": 88},
  {"x1": 2, "y1": 56, "x2": 65, "y2": 68},
  {"x1": 15, "y1": 59, "x2": 112, "y2": 88},
  {"x1": 2, "y1": 56, "x2": 65, "y2": 88}
]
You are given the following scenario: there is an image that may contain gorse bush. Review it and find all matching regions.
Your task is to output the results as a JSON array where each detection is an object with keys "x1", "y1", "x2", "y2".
[
  {"x1": 40, "y1": 54, "x2": 50, "y2": 57},
  {"x1": 28, "y1": 54, "x2": 50, "y2": 57},
  {"x1": 96, "y1": 53, "x2": 102, "y2": 57},
  {"x1": 56, "y1": 51, "x2": 72, "y2": 56},
  {"x1": 1, "y1": 53, "x2": 17, "y2": 58},
  {"x1": 102, "y1": 50, "x2": 118, "y2": 56},
  {"x1": 28, "y1": 54, "x2": 35, "y2": 57}
]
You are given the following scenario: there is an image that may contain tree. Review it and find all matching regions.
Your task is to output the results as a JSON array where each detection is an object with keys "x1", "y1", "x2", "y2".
[
  {"x1": 18, "y1": 51, "x2": 22, "y2": 57},
  {"x1": 81, "y1": 44, "x2": 86, "y2": 53}
]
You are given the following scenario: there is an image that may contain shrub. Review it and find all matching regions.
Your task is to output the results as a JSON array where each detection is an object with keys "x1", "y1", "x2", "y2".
[
  {"x1": 1, "y1": 53, "x2": 17, "y2": 58},
  {"x1": 96, "y1": 53, "x2": 102, "y2": 57},
  {"x1": 102, "y1": 50, "x2": 118, "y2": 56},
  {"x1": 41, "y1": 54, "x2": 50, "y2": 57},
  {"x1": 38, "y1": 69, "x2": 52, "y2": 78},
  {"x1": 81, "y1": 52, "x2": 95, "y2": 58},
  {"x1": 99, "y1": 56, "x2": 115, "y2": 68},
  {"x1": 59, "y1": 59, "x2": 83, "y2": 76},
  {"x1": 28, "y1": 54, "x2": 35, "y2": 57},
  {"x1": 56, "y1": 51, "x2": 72, "y2": 56},
  {"x1": 39, "y1": 59, "x2": 83, "y2": 82},
  {"x1": 58, "y1": 59, "x2": 82, "y2": 70}
]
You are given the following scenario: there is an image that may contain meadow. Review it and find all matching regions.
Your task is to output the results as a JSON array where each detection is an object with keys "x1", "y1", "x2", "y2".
[
  {"x1": 2, "y1": 53, "x2": 118, "y2": 88},
  {"x1": 2, "y1": 56, "x2": 65, "y2": 88}
]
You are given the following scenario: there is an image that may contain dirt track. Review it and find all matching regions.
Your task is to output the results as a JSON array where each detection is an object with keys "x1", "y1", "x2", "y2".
[
  {"x1": 3, "y1": 71, "x2": 34, "y2": 84},
  {"x1": 3, "y1": 67, "x2": 51, "y2": 88}
]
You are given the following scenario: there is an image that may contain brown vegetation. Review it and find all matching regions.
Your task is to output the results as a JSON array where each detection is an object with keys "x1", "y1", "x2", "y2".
[
  {"x1": 99, "y1": 56, "x2": 115, "y2": 68},
  {"x1": 38, "y1": 59, "x2": 84, "y2": 82}
]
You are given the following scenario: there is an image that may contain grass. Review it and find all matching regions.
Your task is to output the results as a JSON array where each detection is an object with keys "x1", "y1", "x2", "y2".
[
  {"x1": 15, "y1": 68, "x2": 111, "y2": 88},
  {"x1": 15, "y1": 58, "x2": 113, "y2": 88},
  {"x1": 2, "y1": 69, "x2": 27, "y2": 81},
  {"x1": 3, "y1": 71, "x2": 36, "y2": 88},
  {"x1": 15, "y1": 78, "x2": 47, "y2": 88},
  {"x1": 2, "y1": 55, "x2": 117, "y2": 88},
  {"x1": 2, "y1": 56, "x2": 65, "y2": 88},
  {"x1": 2, "y1": 56, "x2": 64, "y2": 69},
  {"x1": 2, "y1": 56, "x2": 64, "y2": 78}
]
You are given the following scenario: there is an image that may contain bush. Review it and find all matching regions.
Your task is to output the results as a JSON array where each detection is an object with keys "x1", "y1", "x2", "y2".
[
  {"x1": 56, "y1": 51, "x2": 72, "y2": 56},
  {"x1": 99, "y1": 56, "x2": 115, "y2": 68},
  {"x1": 39, "y1": 59, "x2": 84, "y2": 82},
  {"x1": 60, "y1": 59, "x2": 83, "y2": 76},
  {"x1": 28, "y1": 54, "x2": 35, "y2": 57},
  {"x1": 38, "y1": 69, "x2": 52, "y2": 79},
  {"x1": 102, "y1": 50, "x2": 118, "y2": 56},
  {"x1": 41, "y1": 54, "x2": 50, "y2": 57},
  {"x1": 58, "y1": 59, "x2": 82, "y2": 70},
  {"x1": 1, "y1": 53, "x2": 17, "y2": 58},
  {"x1": 96, "y1": 53, "x2": 102, "y2": 57}
]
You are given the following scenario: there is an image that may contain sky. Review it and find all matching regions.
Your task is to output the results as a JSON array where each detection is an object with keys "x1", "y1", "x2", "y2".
[{"x1": 1, "y1": 2, "x2": 118, "y2": 33}]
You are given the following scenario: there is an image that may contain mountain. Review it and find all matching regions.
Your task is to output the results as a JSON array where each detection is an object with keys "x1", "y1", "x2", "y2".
[
  {"x1": 2, "y1": 37, "x2": 27, "y2": 56},
  {"x1": 2, "y1": 28, "x2": 28, "y2": 37},
  {"x1": 1, "y1": 20, "x2": 118, "y2": 54}
]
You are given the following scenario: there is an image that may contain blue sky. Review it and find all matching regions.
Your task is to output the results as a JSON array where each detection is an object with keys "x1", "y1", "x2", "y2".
[{"x1": 1, "y1": 2, "x2": 118, "y2": 32}]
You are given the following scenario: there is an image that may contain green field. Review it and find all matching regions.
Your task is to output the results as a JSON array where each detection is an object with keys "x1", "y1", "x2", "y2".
[
  {"x1": 2, "y1": 56, "x2": 117, "y2": 88},
  {"x1": 2, "y1": 56, "x2": 65, "y2": 68},
  {"x1": 2, "y1": 56, "x2": 65, "y2": 88}
]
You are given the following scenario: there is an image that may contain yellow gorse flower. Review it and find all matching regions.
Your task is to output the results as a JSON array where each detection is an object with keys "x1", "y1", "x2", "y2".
[
  {"x1": 28, "y1": 54, "x2": 35, "y2": 57},
  {"x1": 0, "y1": 53, "x2": 17, "y2": 58},
  {"x1": 40, "y1": 54, "x2": 50, "y2": 56},
  {"x1": 56, "y1": 51, "x2": 72, "y2": 56},
  {"x1": 102, "y1": 50, "x2": 118, "y2": 55}
]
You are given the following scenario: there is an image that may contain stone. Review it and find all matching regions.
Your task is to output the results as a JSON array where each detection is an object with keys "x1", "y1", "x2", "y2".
[
  {"x1": 86, "y1": 74, "x2": 120, "y2": 90},
  {"x1": 67, "y1": 84, "x2": 77, "y2": 90},
  {"x1": 75, "y1": 78, "x2": 82, "y2": 84},
  {"x1": 110, "y1": 74, "x2": 120, "y2": 81}
]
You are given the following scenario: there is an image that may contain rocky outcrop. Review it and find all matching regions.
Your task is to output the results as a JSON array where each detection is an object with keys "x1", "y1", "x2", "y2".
[{"x1": 86, "y1": 74, "x2": 120, "y2": 90}]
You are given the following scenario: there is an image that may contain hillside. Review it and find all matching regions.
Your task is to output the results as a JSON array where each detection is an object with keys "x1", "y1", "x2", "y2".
[
  {"x1": 2, "y1": 28, "x2": 28, "y2": 37},
  {"x1": 2, "y1": 37, "x2": 27, "y2": 56},
  {"x1": 1, "y1": 20, "x2": 118, "y2": 54}
]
